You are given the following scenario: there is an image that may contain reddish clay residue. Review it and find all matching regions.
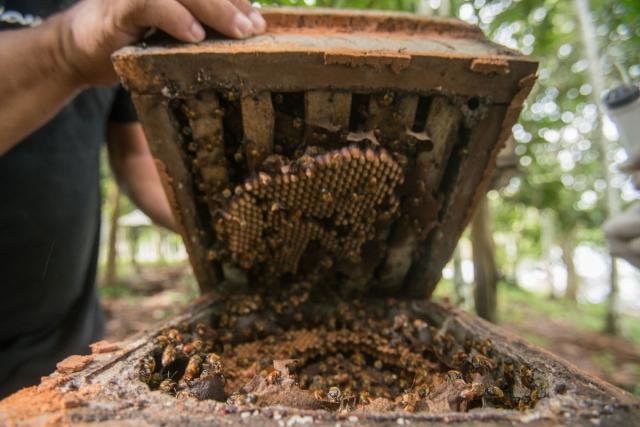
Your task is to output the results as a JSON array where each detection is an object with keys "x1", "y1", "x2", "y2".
[
  {"x1": 56, "y1": 354, "x2": 93, "y2": 374},
  {"x1": 470, "y1": 57, "x2": 510, "y2": 75},
  {"x1": 0, "y1": 383, "x2": 65, "y2": 423},
  {"x1": 261, "y1": 7, "x2": 484, "y2": 40},
  {"x1": 323, "y1": 51, "x2": 411, "y2": 74},
  {"x1": 0, "y1": 380, "x2": 101, "y2": 425},
  {"x1": 90, "y1": 340, "x2": 120, "y2": 354}
]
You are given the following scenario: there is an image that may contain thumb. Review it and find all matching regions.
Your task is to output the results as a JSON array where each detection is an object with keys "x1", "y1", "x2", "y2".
[{"x1": 619, "y1": 151, "x2": 640, "y2": 174}]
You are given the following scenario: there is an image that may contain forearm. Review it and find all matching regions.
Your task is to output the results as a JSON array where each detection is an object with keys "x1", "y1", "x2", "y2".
[
  {"x1": 0, "y1": 15, "x2": 81, "y2": 155},
  {"x1": 116, "y1": 153, "x2": 176, "y2": 231},
  {"x1": 0, "y1": 0, "x2": 266, "y2": 156},
  {"x1": 108, "y1": 123, "x2": 176, "y2": 231}
]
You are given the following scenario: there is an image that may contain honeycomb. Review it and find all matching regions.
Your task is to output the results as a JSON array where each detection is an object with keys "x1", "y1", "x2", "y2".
[
  {"x1": 136, "y1": 285, "x2": 542, "y2": 413},
  {"x1": 218, "y1": 146, "x2": 403, "y2": 273}
]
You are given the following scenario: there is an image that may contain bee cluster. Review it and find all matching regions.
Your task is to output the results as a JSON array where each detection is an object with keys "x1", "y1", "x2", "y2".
[
  {"x1": 170, "y1": 88, "x2": 447, "y2": 291},
  {"x1": 136, "y1": 283, "x2": 542, "y2": 413},
  {"x1": 221, "y1": 145, "x2": 403, "y2": 272}
]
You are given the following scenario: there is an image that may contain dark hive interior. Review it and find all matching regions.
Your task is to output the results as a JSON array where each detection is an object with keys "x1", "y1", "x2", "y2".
[{"x1": 166, "y1": 88, "x2": 488, "y2": 295}]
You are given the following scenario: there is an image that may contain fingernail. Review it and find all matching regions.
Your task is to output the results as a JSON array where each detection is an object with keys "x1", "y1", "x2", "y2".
[
  {"x1": 233, "y1": 13, "x2": 253, "y2": 38},
  {"x1": 189, "y1": 21, "x2": 206, "y2": 42},
  {"x1": 248, "y1": 10, "x2": 267, "y2": 34}
]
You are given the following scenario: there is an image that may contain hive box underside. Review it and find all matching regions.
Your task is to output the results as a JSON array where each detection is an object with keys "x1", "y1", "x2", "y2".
[{"x1": 113, "y1": 8, "x2": 538, "y2": 296}]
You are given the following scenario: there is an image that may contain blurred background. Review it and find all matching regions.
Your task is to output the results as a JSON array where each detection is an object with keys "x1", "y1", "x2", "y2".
[{"x1": 97, "y1": 0, "x2": 640, "y2": 395}]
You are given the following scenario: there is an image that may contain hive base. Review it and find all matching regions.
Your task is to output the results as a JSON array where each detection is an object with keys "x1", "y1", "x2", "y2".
[{"x1": 1, "y1": 290, "x2": 637, "y2": 426}]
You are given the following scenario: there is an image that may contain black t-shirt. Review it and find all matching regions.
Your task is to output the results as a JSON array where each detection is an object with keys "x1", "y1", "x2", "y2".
[{"x1": 0, "y1": 0, "x2": 137, "y2": 396}]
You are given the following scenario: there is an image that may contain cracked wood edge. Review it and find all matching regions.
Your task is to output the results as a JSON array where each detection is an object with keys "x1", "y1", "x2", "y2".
[{"x1": 131, "y1": 94, "x2": 219, "y2": 292}]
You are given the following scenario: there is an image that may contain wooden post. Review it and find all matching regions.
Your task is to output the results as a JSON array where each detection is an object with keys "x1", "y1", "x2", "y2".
[
  {"x1": 471, "y1": 196, "x2": 498, "y2": 322},
  {"x1": 560, "y1": 229, "x2": 579, "y2": 302},
  {"x1": 104, "y1": 187, "x2": 121, "y2": 285},
  {"x1": 452, "y1": 246, "x2": 465, "y2": 305}
]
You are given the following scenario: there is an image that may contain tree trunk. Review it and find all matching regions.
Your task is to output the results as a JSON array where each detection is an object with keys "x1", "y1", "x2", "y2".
[
  {"x1": 540, "y1": 210, "x2": 556, "y2": 299},
  {"x1": 129, "y1": 227, "x2": 141, "y2": 275},
  {"x1": 604, "y1": 258, "x2": 619, "y2": 334},
  {"x1": 157, "y1": 229, "x2": 167, "y2": 264},
  {"x1": 503, "y1": 233, "x2": 519, "y2": 287},
  {"x1": 471, "y1": 196, "x2": 499, "y2": 322},
  {"x1": 452, "y1": 246, "x2": 465, "y2": 305},
  {"x1": 438, "y1": 0, "x2": 451, "y2": 16},
  {"x1": 104, "y1": 188, "x2": 121, "y2": 285},
  {"x1": 416, "y1": 0, "x2": 450, "y2": 16},
  {"x1": 559, "y1": 230, "x2": 579, "y2": 302},
  {"x1": 573, "y1": 0, "x2": 621, "y2": 334}
]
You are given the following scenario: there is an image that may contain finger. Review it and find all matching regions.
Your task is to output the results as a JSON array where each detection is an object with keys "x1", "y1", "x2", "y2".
[
  {"x1": 620, "y1": 151, "x2": 640, "y2": 173},
  {"x1": 179, "y1": 0, "x2": 254, "y2": 39},
  {"x1": 618, "y1": 251, "x2": 640, "y2": 269},
  {"x1": 615, "y1": 243, "x2": 640, "y2": 269},
  {"x1": 607, "y1": 238, "x2": 632, "y2": 259},
  {"x1": 632, "y1": 173, "x2": 640, "y2": 190},
  {"x1": 124, "y1": 0, "x2": 205, "y2": 43},
  {"x1": 228, "y1": 0, "x2": 267, "y2": 34},
  {"x1": 625, "y1": 255, "x2": 640, "y2": 269},
  {"x1": 603, "y1": 210, "x2": 640, "y2": 240},
  {"x1": 629, "y1": 236, "x2": 640, "y2": 254}
]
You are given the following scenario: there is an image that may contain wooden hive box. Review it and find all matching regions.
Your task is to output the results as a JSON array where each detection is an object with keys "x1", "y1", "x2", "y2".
[{"x1": 112, "y1": 7, "x2": 538, "y2": 297}]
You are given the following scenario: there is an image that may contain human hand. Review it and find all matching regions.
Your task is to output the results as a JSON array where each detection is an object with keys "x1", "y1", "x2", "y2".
[
  {"x1": 620, "y1": 150, "x2": 640, "y2": 190},
  {"x1": 604, "y1": 202, "x2": 640, "y2": 269},
  {"x1": 56, "y1": 0, "x2": 266, "y2": 86}
]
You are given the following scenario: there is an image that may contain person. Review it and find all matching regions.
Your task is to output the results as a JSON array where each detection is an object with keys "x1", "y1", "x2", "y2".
[
  {"x1": 603, "y1": 84, "x2": 640, "y2": 269},
  {"x1": 604, "y1": 153, "x2": 640, "y2": 268},
  {"x1": 0, "y1": 0, "x2": 266, "y2": 397}
]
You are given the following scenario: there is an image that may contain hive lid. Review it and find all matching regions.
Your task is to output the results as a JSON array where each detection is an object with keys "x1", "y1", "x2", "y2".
[{"x1": 112, "y1": 7, "x2": 537, "y2": 297}]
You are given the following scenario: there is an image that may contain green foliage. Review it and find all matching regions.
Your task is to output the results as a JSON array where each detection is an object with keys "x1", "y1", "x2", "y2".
[
  {"x1": 495, "y1": 0, "x2": 636, "y2": 229},
  {"x1": 100, "y1": 147, "x2": 137, "y2": 218},
  {"x1": 501, "y1": 284, "x2": 640, "y2": 344},
  {"x1": 490, "y1": 194, "x2": 543, "y2": 259},
  {"x1": 99, "y1": 280, "x2": 138, "y2": 299},
  {"x1": 436, "y1": 278, "x2": 640, "y2": 344}
]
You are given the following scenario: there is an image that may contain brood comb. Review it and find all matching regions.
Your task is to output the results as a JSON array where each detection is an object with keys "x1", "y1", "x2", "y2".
[{"x1": 112, "y1": 8, "x2": 537, "y2": 296}]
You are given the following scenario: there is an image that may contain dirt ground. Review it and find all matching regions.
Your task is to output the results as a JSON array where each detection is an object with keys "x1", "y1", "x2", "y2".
[
  {"x1": 101, "y1": 264, "x2": 197, "y2": 340},
  {"x1": 100, "y1": 264, "x2": 640, "y2": 394},
  {"x1": 501, "y1": 306, "x2": 640, "y2": 393}
]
